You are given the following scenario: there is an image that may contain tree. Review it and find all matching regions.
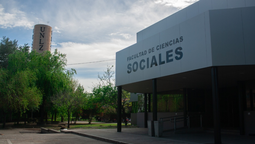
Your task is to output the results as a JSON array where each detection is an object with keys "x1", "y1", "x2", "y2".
[
  {"x1": 51, "y1": 80, "x2": 87, "y2": 128},
  {"x1": 92, "y1": 65, "x2": 131, "y2": 125},
  {"x1": 27, "y1": 50, "x2": 70, "y2": 124},
  {"x1": 0, "y1": 36, "x2": 19, "y2": 68},
  {"x1": 0, "y1": 46, "x2": 42, "y2": 128}
]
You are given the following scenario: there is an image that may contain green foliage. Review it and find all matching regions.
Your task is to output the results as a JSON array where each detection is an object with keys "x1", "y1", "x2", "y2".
[
  {"x1": 156, "y1": 94, "x2": 183, "y2": 112},
  {"x1": 51, "y1": 80, "x2": 87, "y2": 127},
  {"x1": 0, "y1": 46, "x2": 43, "y2": 115},
  {"x1": 90, "y1": 65, "x2": 131, "y2": 122},
  {"x1": 0, "y1": 37, "x2": 85, "y2": 127},
  {"x1": 131, "y1": 94, "x2": 143, "y2": 113},
  {"x1": 0, "y1": 36, "x2": 19, "y2": 68}
]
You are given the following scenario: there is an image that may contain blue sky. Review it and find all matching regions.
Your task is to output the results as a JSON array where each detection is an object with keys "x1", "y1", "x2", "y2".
[{"x1": 0, "y1": 0, "x2": 198, "y2": 92}]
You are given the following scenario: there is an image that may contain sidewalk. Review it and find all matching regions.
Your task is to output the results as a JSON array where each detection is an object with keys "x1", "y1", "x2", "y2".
[
  {"x1": 1, "y1": 127, "x2": 255, "y2": 144},
  {"x1": 66, "y1": 128, "x2": 255, "y2": 144}
]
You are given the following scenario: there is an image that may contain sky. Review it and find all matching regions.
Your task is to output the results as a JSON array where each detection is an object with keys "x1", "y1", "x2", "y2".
[{"x1": 0, "y1": 0, "x2": 198, "y2": 92}]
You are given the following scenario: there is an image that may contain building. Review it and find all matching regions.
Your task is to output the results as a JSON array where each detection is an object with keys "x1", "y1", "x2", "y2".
[
  {"x1": 115, "y1": 0, "x2": 255, "y2": 143},
  {"x1": 32, "y1": 24, "x2": 52, "y2": 53}
]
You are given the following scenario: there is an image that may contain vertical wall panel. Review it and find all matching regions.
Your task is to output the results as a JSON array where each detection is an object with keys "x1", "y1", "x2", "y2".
[{"x1": 210, "y1": 9, "x2": 245, "y2": 66}]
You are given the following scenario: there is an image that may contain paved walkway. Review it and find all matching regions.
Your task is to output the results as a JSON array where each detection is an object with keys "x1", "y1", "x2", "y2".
[
  {"x1": 67, "y1": 128, "x2": 255, "y2": 144},
  {"x1": 1, "y1": 127, "x2": 255, "y2": 144}
]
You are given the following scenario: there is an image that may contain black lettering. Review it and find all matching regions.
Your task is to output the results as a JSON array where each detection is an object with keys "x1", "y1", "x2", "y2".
[
  {"x1": 140, "y1": 59, "x2": 145, "y2": 70},
  {"x1": 159, "y1": 53, "x2": 165, "y2": 65},
  {"x1": 169, "y1": 40, "x2": 172, "y2": 46},
  {"x1": 180, "y1": 36, "x2": 183, "y2": 42},
  {"x1": 175, "y1": 47, "x2": 183, "y2": 60},
  {"x1": 156, "y1": 45, "x2": 160, "y2": 50},
  {"x1": 162, "y1": 43, "x2": 165, "y2": 48},
  {"x1": 40, "y1": 27, "x2": 45, "y2": 32},
  {"x1": 165, "y1": 42, "x2": 169, "y2": 47},
  {"x1": 150, "y1": 56, "x2": 158, "y2": 67},
  {"x1": 127, "y1": 64, "x2": 132, "y2": 73},
  {"x1": 166, "y1": 50, "x2": 173, "y2": 63},
  {"x1": 39, "y1": 45, "x2": 43, "y2": 51},
  {"x1": 40, "y1": 33, "x2": 45, "y2": 38},
  {"x1": 147, "y1": 57, "x2": 149, "y2": 68},
  {"x1": 39, "y1": 39, "x2": 44, "y2": 44},
  {"x1": 176, "y1": 38, "x2": 179, "y2": 43},
  {"x1": 133, "y1": 62, "x2": 138, "y2": 72}
]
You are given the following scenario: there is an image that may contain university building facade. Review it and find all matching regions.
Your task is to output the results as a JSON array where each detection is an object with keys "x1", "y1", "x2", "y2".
[{"x1": 115, "y1": 0, "x2": 255, "y2": 143}]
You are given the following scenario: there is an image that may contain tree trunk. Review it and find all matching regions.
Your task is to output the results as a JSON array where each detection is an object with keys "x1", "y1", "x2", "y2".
[
  {"x1": 40, "y1": 99, "x2": 45, "y2": 124},
  {"x1": 67, "y1": 110, "x2": 70, "y2": 128},
  {"x1": 51, "y1": 114, "x2": 53, "y2": 122},
  {"x1": 89, "y1": 113, "x2": 92, "y2": 124},
  {"x1": 45, "y1": 112, "x2": 48, "y2": 123},
  {"x1": 17, "y1": 112, "x2": 20, "y2": 125},
  {"x1": 54, "y1": 110, "x2": 57, "y2": 121},
  {"x1": 24, "y1": 114, "x2": 27, "y2": 125},
  {"x1": 2, "y1": 111, "x2": 6, "y2": 128}
]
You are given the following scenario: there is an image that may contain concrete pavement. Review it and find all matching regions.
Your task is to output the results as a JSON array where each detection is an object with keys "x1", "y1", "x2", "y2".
[
  {"x1": 0, "y1": 128, "x2": 109, "y2": 144},
  {"x1": 66, "y1": 128, "x2": 255, "y2": 144},
  {"x1": 1, "y1": 127, "x2": 255, "y2": 144}
]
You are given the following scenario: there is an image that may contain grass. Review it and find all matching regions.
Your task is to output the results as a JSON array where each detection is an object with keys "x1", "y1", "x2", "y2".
[
  {"x1": 70, "y1": 123, "x2": 131, "y2": 129},
  {"x1": 45, "y1": 123, "x2": 137, "y2": 130}
]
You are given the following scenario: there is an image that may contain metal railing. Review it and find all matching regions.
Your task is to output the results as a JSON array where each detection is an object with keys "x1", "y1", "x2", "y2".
[{"x1": 159, "y1": 114, "x2": 202, "y2": 133}]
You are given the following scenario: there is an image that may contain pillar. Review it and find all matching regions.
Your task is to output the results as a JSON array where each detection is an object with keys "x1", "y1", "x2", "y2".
[
  {"x1": 211, "y1": 67, "x2": 221, "y2": 144},
  {"x1": 250, "y1": 89, "x2": 254, "y2": 111},
  {"x1": 238, "y1": 82, "x2": 245, "y2": 135},
  {"x1": 153, "y1": 79, "x2": 157, "y2": 121},
  {"x1": 183, "y1": 88, "x2": 187, "y2": 127},
  {"x1": 148, "y1": 94, "x2": 151, "y2": 112},
  {"x1": 144, "y1": 93, "x2": 148, "y2": 128},
  {"x1": 117, "y1": 86, "x2": 122, "y2": 132}
]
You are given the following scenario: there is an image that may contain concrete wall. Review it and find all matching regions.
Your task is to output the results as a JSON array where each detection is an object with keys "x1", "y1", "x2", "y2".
[{"x1": 131, "y1": 113, "x2": 137, "y2": 126}]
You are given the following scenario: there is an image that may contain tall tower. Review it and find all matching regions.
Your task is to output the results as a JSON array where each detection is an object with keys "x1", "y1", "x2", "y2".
[{"x1": 32, "y1": 24, "x2": 52, "y2": 53}]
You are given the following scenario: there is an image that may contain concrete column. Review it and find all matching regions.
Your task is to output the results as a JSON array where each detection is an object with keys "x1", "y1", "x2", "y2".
[
  {"x1": 183, "y1": 88, "x2": 187, "y2": 127},
  {"x1": 250, "y1": 89, "x2": 254, "y2": 111},
  {"x1": 238, "y1": 82, "x2": 245, "y2": 135},
  {"x1": 211, "y1": 67, "x2": 221, "y2": 144},
  {"x1": 144, "y1": 93, "x2": 148, "y2": 128},
  {"x1": 148, "y1": 94, "x2": 151, "y2": 112},
  {"x1": 153, "y1": 79, "x2": 157, "y2": 121},
  {"x1": 117, "y1": 86, "x2": 122, "y2": 132}
]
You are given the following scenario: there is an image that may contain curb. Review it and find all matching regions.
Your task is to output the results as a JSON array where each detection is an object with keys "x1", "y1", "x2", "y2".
[
  {"x1": 61, "y1": 130, "x2": 128, "y2": 144},
  {"x1": 41, "y1": 127, "x2": 61, "y2": 133}
]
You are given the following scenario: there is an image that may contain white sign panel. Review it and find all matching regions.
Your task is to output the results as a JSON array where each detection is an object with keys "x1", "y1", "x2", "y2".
[{"x1": 116, "y1": 12, "x2": 212, "y2": 86}]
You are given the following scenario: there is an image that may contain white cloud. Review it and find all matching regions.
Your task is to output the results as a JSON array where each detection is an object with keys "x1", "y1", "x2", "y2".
[
  {"x1": 154, "y1": 0, "x2": 199, "y2": 8},
  {"x1": 109, "y1": 32, "x2": 131, "y2": 39},
  {"x1": 75, "y1": 78, "x2": 99, "y2": 93},
  {"x1": 54, "y1": 38, "x2": 132, "y2": 69},
  {"x1": 0, "y1": 0, "x2": 198, "y2": 91},
  {"x1": 0, "y1": 4, "x2": 34, "y2": 29},
  {"x1": 54, "y1": 26, "x2": 61, "y2": 33}
]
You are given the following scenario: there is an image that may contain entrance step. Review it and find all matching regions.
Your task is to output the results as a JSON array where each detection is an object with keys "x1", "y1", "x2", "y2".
[
  {"x1": 204, "y1": 128, "x2": 240, "y2": 135},
  {"x1": 163, "y1": 127, "x2": 204, "y2": 134}
]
